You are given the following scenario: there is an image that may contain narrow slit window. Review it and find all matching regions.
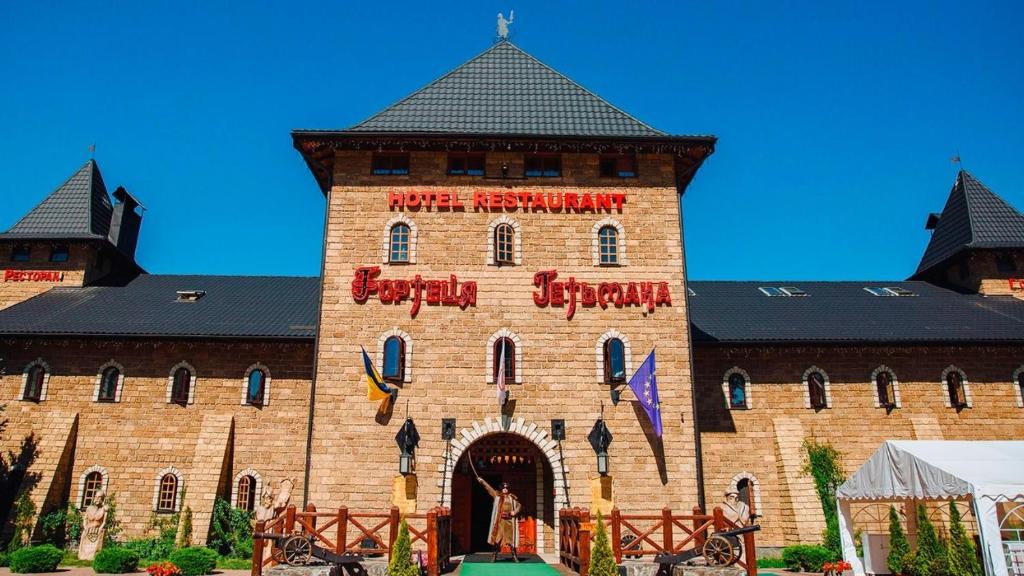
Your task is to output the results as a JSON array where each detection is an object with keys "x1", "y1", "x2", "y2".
[
  {"x1": 728, "y1": 373, "x2": 748, "y2": 409},
  {"x1": 98, "y1": 366, "x2": 120, "y2": 402},
  {"x1": 808, "y1": 372, "x2": 827, "y2": 409},
  {"x1": 382, "y1": 336, "x2": 405, "y2": 383},
  {"x1": 876, "y1": 371, "x2": 895, "y2": 408},
  {"x1": 23, "y1": 365, "x2": 45, "y2": 401},
  {"x1": 603, "y1": 338, "x2": 626, "y2": 384},
  {"x1": 246, "y1": 369, "x2": 266, "y2": 406},
  {"x1": 947, "y1": 371, "x2": 967, "y2": 408},
  {"x1": 493, "y1": 338, "x2": 516, "y2": 383},
  {"x1": 171, "y1": 367, "x2": 191, "y2": 404}
]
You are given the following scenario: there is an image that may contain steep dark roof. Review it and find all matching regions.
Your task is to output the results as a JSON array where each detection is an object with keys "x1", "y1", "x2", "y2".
[
  {"x1": 0, "y1": 275, "x2": 319, "y2": 340},
  {"x1": 339, "y1": 40, "x2": 665, "y2": 137},
  {"x1": 1, "y1": 160, "x2": 114, "y2": 240},
  {"x1": 688, "y1": 280, "x2": 1024, "y2": 344},
  {"x1": 914, "y1": 171, "x2": 1024, "y2": 276}
]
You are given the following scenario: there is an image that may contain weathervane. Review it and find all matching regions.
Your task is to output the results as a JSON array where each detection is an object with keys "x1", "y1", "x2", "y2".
[{"x1": 497, "y1": 10, "x2": 514, "y2": 40}]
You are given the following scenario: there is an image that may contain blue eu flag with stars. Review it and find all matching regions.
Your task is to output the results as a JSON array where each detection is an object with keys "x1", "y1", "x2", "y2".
[{"x1": 628, "y1": 350, "x2": 663, "y2": 437}]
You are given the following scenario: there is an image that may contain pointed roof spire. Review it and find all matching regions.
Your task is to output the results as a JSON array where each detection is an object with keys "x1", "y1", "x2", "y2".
[
  {"x1": 1, "y1": 160, "x2": 114, "y2": 240},
  {"x1": 341, "y1": 41, "x2": 666, "y2": 137},
  {"x1": 914, "y1": 170, "x2": 1024, "y2": 276}
]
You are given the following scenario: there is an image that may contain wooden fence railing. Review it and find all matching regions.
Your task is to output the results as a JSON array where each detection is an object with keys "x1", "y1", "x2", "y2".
[
  {"x1": 559, "y1": 506, "x2": 757, "y2": 576},
  {"x1": 253, "y1": 504, "x2": 451, "y2": 576}
]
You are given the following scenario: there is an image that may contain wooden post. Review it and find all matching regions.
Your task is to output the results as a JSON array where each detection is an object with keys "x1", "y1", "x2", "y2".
[
  {"x1": 743, "y1": 527, "x2": 758, "y2": 576},
  {"x1": 662, "y1": 508, "x2": 673, "y2": 553},
  {"x1": 336, "y1": 508, "x2": 347, "y2": 554},
  {"x1": 388, "y1": 506, "x2": 401, "y2": 560},
  {"x1": 305, "y1": 502, "x2": 317, "y2": 534},
  {"x1": 252, "y1": 520, "x2": 265, "y2": 576},
  {"x1": 580, "y1": 509, "x2": 592, "y2": 576},
  {"x1": 712, "y1": 506, "x2": 726, "y2": 533},
  {"x1": 426, "y1": 508, "x2": 439, "y2": 576},
  {"x1": 285, "y1": 505, "x2": 296, "y2": 534},
  {"x1": 693, "y1": 505, "x2": 706, "y2": 547},
  {"x1": 610, "y1": 507, "x2": 622, "y2": 564}
]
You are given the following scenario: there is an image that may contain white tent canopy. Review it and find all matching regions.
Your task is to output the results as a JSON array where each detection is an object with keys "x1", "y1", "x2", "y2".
[{"x1": 836, "y1": 440, "x2": 1024, "y2": 576}]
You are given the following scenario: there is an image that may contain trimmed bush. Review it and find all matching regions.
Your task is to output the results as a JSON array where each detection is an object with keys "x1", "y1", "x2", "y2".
[
  {"x1": 0, "y1": 552, "x2": 9, "y2": 567},
  {"x1": 93, "y1": 547, "x2": 141, "y2": 574},
  {"x1": 9, "y1": 544, "x2": 64, "y2": 573},
  {"x1": 589, "y1": 510, "x2": 618, "y2": 576},
  {"x1": 781, "y1": 544, "x2": 836, "y2": 572},
  {"x1": 757, "y1": 556, "x2": 787, "y2": 568},
  {"x1": 386, "y1": 519, "x2": 418, "y2": 576},
  {"x1": 168, "y1": 547, "x2": 217, "y2": 576}
]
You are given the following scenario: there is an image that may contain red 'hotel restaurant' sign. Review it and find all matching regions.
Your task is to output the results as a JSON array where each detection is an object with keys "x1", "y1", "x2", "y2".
[
  {"x1": 389, "y1": 190, "x2": 627, "y2": 212},
  {"x1": 3, "y1": 270, "x2": 65, "y2": 282}
]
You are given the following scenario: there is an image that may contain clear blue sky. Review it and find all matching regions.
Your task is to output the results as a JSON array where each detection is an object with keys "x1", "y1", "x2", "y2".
[{"x1": 2, "y1": 1, "x2": 1021, "y2": 280}]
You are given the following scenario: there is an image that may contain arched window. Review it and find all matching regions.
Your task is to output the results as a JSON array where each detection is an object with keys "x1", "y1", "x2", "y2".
[
  {"x1": 98, "y1": 366, "x2": 120, "y2": 402},
  {"x1": 946, "y1": 369, "x2": 967, "y2": 408},
  {"x1": 82, "y1": 471, "x2": 104, "y2": 508},
  {"x1": 493, "y1": 337, "x2": 516, "y2": 383},
  {"x1": 23, "y1": 364, "x2": 46, "y2": 401},
  {"x1": 157, "y1": 474, "x2": 178, "y2": 512},
  {"x1": 807, "y1": 370, "x2": 828, "y2": 409},
  {"x1": 728, "y1": 373, "x2": 748, "y2": 409},
  {"x1": 603, "y1": 338, "x2": 626, "y2": 384},
  {"x1": 598, "y1": 226, "x2": 619, "y2": 265},
  {"x1": 875, "y1": 370, "x2": 895, "y2": 408},
  {"x1": 236, "y1": 475, "x2": 257, "y2": 512},
  {"x1": 171, "y1": 367, "x2": 191, "y2": 404},
  {"x1": 246, "y1": 369, "x2": 266, "y2": 406},
  {"x1": 494, "y1": 223, "x2": 515, "y2": 265},
  {"x1": 389, "y1": 223, "x2": 410, "y2": 263},
  {"x1": 737, "y1": 478, "x2": 754, "y2": 515},
  {"x1": 1016, "y1": 367, "x2": 1024, "y2": 408},
  {"x1": 382, "y1": 336, "x2": 406, "y2": 383}
]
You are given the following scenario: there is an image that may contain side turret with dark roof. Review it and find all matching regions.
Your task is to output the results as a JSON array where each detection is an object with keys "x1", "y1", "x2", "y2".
[
  {"x1": 912, "y1": 170, "x2": 1024, "y2": 295},
  {"x1": 0, "y1": 160, "x2": 144, "y2": 310}
]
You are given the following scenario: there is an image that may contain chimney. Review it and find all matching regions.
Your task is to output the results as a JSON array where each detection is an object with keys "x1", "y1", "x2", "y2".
[{"x1": 108, "y1": 186, "x2": 143, "y2": 259}]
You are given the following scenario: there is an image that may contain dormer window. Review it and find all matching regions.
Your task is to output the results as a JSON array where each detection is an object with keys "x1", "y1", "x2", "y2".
[
  {"x1": 11, "y1": 245, "x2": 30, "y2": 262},
  {"x1": 448, "y1": 153, "x2": 485, "y2": 176},
  {"x1": 864, "y1": 287, "x2": 917, "y2": 297},
  {"x1": 599, "y1": 155, "x2": 637, "y2": 178},
  {"x1": 759, "y1": 286, "x2": 808, "y2": 297},
  {"x1": 524, "y1": 154, "x2": 561, "y2": 178},
  {"x1": 372, "y1": 153, "x2": 409, "y2": 176},
  {"x1": 49, "y1": 245, "x2": 69, "y2": 263},
  {"x1": 176, "y1": 290, "x2": 206, "y2": 302}
]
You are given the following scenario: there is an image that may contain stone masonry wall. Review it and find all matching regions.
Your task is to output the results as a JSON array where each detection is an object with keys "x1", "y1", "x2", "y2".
[
  {"x1": 0, "y1": 242, "x2": 93, "y2": 310},
  {"x1": 0, "y1": 338, "x2": 313, "y2": 543},
  {"x1": 694, "y1": 344, "x2": 1024, "y2": 547},
  {"x1": 309, "y1": 151, "x2": 700, "y2": 545}
]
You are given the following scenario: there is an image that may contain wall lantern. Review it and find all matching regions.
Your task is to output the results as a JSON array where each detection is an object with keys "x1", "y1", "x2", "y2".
[
  {"x1": 395, "y1": 417, "x2": 420, "y2": 476},
  {"x1": 587, "y1": 418, "x2": 613, "y2": 476}
]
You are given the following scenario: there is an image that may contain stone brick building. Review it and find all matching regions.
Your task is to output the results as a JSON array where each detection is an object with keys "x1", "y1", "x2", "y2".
[{"x1": 1, "y1": 40, "x2": 1023, "y2": 554}]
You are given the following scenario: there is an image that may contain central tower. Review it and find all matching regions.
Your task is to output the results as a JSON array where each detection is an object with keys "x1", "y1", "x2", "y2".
[{"x1": 294, "y1": 40, "x2": 714, "y2": 555}]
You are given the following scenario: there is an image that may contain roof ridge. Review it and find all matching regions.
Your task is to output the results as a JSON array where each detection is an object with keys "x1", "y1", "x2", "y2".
[
  {"x1": 498, "y1": 41, "x2": 666, "y2": 136},
  {"x1": 957, "y1": 171, "x2": 979, "y2": 245},
  {"x1": 347, "y1": 41, "x2": 509, "y2": 131}
]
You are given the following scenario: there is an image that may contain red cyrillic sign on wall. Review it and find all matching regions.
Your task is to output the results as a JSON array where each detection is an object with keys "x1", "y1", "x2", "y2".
[
  {"x1": 352, "y1": 266, "x2": 477, "y2": 318},
  {"x1": 532, "y1": 269, "x2": 672, "y2": 320},
  {"x1": 3, "y1": 270, "x2": 65, "y2": 282}
]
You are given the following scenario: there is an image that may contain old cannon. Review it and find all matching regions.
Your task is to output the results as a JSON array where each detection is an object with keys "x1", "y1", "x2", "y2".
[
  {"x1": 653, "y1": 524, "x2": 760, "y2": 575},
  {"x1": 254, "y1": 532, "x2": 366, "y2": 574}
]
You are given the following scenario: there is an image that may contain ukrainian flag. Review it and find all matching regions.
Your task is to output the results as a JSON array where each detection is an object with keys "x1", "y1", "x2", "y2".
[{"x1": 362, "y1": 346, "x2": 395, "y2": 405}]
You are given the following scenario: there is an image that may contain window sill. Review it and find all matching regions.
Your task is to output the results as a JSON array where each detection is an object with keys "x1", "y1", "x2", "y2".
[
  {"x1": 20, "y1": 397, "x2": 42, "y2": 403},
  {"x1": 96, "y1": 399, "x2": 118, "y2": 404}
]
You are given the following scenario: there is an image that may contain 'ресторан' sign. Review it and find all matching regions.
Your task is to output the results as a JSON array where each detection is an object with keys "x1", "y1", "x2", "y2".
[
  {"x1": 389, "y1": 190, "x2": 626, "y2": 213},
  {"x1": 3, "y1": 270, "x2": 65, "y2": 282}
]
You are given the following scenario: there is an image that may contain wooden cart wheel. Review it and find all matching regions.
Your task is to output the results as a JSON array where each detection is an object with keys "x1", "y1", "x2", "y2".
[
  {"x1": 282, "y1": 535, "x2": 313, "y2": 565},
  {"x1": 270, "y1": 544, "x2": 287, "y2": 564},
  {"x1": 702, "y1": 534, "x2": 738, "y2": 566}
]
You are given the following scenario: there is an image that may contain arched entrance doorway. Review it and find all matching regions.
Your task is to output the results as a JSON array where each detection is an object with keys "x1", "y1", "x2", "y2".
[{"x1": 450, "y1": 432, "x2": 556, "y2": 556}]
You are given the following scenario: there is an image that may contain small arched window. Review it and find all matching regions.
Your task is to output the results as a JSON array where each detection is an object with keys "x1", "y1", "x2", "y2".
[
  {"x1": 236, "y1": 475, "x2": 257, "y2": 512},
  {"x1": 98, "y1": 366, "x2": 120, "y2": 402},
  {"x1": 246, "y1": 369, "x2": 266, "y2": 406},
  {"x1": 807, "y1": 371, "x2": 828, "y2": 409},
  {"x1": 171, "y1": 367, "x2": 191, "y2": 404},
  {"x1": 493, "y1": 337, "x2": 516, "y2": 383},
  {"x1": 82, "y1": 471, "x2": 104, "y2": 508},
  {"x1": 157, "y1": 474, "x2": 178, "y2": 512},
  {"x1": 946, "y1": 370, "x2": 967, "y2": 408},
  {"x1": 603, "y1": 338, "x2": 626, "y2": 384},
  {"x1": 737, "y1": 478, "x2": 754, "y2": 515},
  {"x1": 494, "y1": 223, "x2": 515, "y2": 265},
  {"x1": 728, "y1": 373, "x2": 748, "y2": 409},
  {"x1": 598, "y1": 226, "x2": 619, "y2": 265},
  {"x1": 382, "y1": 336, "x2": 406, "y2": 383},
  {"x1": 23, "y1": 364, "x2": 46, "y2": 401},
  {"x1": 389, "y1": 224, "x2": 410, "y2": 263},
  {"x1": 875, "y1": 370, "x2": 896, "y2": 408},
  {"x1": 1017, "y1": 370, "x2": 1024, "y2": 408}
]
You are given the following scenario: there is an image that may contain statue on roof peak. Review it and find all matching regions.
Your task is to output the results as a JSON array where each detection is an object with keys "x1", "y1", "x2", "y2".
[{"x1": 497, "y1": 10, "x2": 514, "y2": 40}]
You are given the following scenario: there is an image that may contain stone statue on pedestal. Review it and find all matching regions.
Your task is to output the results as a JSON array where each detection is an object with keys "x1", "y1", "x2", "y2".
[
  {"x1": 78, "y1": 490, "x2": 108, "y2": 560},
  {"x1": 722, "y1": 490, "x2": 751, "y2": 526}
]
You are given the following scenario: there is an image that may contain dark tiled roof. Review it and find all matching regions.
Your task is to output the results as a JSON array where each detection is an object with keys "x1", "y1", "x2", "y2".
[
  {"x1": 340, "y1": 41, "x2": 666, "y2": 137},
  {"x1": 915, "y1": 171, "x2": 1024, "y2": 276},
  {"x1": 1, "y1": 160, "x2": 114, "y2": 240},
  {"x1": 688, "y1": 280, "x2": 1024, "y2": 344},
  {"x1": 0, "y1": 275, "x2": 319, "y2": 340}
]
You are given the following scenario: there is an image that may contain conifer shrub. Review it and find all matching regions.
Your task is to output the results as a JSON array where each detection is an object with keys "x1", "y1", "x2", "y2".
[
  {"x1": 168, "y1": 547, "x2": 217, "y2": 576},
  {"x1": 910, "y1": 503, "x2": 947, "y2": 576},
  {"x1": 589, "y1": 511, "x2": 618, "y2": 576},
  {"x1": 386, "y1": 519, "x2": 418, "y2": 576},
  {"x1": 887, "y1": 505, "x2": 911, "y2": 575},
  {"x1": 93, "y1": 547, "x2": 141, "y2": 574},
  {"x1": 946, "y1": 502, "x2": 982, "y2": 576},
  {"x1": 9, "y1": 544, "x2": 63, "y2": 573}
]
